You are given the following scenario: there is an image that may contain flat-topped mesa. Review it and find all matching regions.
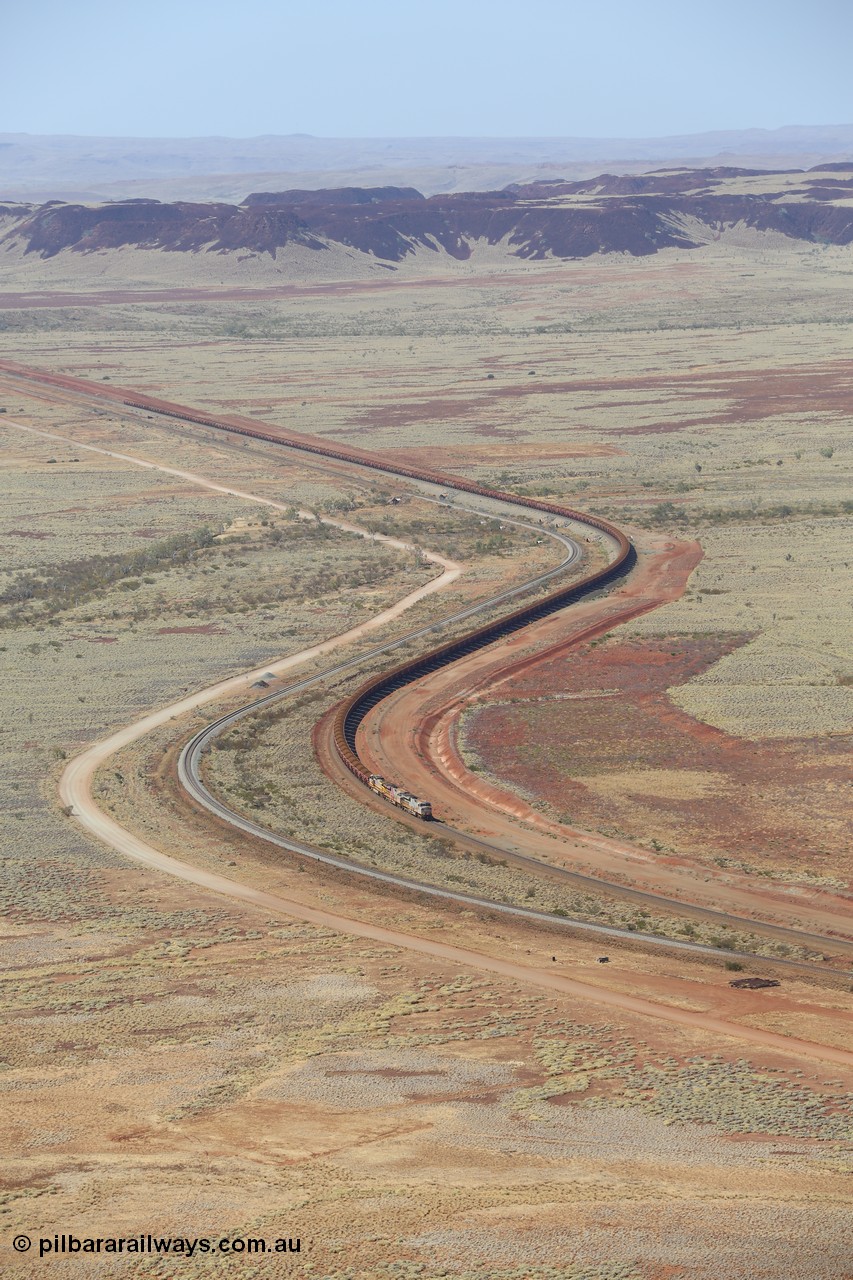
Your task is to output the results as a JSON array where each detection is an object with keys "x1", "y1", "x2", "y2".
[
  {"x1": 243, "y1": 186, "x2": 426, "y2": 206},
  {"x1": 4, "y1": 167, "x2": 853, "y2": 262}
]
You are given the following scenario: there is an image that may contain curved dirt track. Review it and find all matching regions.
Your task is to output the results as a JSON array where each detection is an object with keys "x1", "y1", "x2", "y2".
[
  {"x1": 15, "y1": 427, "x2": 840, "y2": 1064},
  {"x1": 47, "y1": 804, "x2": 853, "y2": 1070},
  {"x1": 6, "y1": 419, "x2": 462, "y2": 595},
  {"x1": 55, "y1": 632, "x2": 853, "y2": 1066},
  {"x1": 8, "y1": 387, "x2": 849, "y2": 1066}
]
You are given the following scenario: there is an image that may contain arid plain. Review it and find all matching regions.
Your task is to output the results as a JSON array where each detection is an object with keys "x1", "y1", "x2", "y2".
[{"x1": 1, "y1": 211, "x2": 852, "y2": 1279}]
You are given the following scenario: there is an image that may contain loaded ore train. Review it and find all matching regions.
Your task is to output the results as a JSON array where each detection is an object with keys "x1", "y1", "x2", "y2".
[{"x1": 118, "y1": 393, "x2": 635, "y2": 824}]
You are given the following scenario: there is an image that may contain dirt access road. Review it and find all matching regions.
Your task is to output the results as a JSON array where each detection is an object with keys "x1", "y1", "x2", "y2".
[
  {"x1": 6, "y1": 359, "x2": 850, "y2": 1060},
  {"x1": 7, "y1": 411, "x2": 842, "y2": 1066}
]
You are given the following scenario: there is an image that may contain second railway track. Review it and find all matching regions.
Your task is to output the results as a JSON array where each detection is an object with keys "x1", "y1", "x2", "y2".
[{"x1": 6, "y1": 360, "x2": 851, "y2": 973}]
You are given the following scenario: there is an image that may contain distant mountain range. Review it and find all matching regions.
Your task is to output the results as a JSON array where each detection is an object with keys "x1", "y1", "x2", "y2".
[
  {"x1": 2, "y1": 125, "x2": 853, "y2": 203},
  {"x1": 3, "y1": 166, "x2": 852, "y2": 266}
]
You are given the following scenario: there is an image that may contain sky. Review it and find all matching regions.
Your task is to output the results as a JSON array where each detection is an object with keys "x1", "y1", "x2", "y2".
[{"x1": 3, "y1": 0, "x2": 852, "y2": 139}]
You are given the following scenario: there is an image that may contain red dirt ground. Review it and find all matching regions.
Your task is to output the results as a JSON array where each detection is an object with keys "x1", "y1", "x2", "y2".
[
  {"x1": 464, "y1": 633, "x2": 853, "y2": 875},
  {"x1": 0, "y1": 261, "x2": 705, "y2": 311},
  {"x1": 380, "y1": 442, "x2": 621, "y2": 468},
  {"x1": 156, "y1": 623, "x2": 228, "y2": 635},
  {"x1": 339, "y1": 530, "x2": 853, "y2": 937},
  {"x1": 342, "y1": 360, "x2": 853, "y2": 437}
]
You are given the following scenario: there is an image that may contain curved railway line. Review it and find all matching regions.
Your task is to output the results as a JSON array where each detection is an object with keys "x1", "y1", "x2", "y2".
[
  {"x1": 116, "y1": 395, "x2": 637, "y2": 806},
  {"x1": 179, "y1": 668, "x2": 853, "y2": 977},
  {"x1": 4, "y1": 361, "x2": 851, "y2": 975},
  {"x1": 113, "y1": 393, "x2": 851, "y2": 973}
]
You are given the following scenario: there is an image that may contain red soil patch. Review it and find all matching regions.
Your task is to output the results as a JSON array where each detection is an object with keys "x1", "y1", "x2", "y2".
[
  {"x1": 379, "y1": 442, "x2": 622, "y2": 469},
  {"x1": 347, "y1": 396, "x2": 490, "y2": 431},
  {"x1": 344, "y1": 360, "x2": 853, "y2": 438},
  {"x1": 465, "y1": 634, "x2": 852, "y2": 870},
  {"x1": 156, "y1": 623, "x2": 227, "y2": 635},
  {"x1": 5, "y1": 529, "x2": 54, "y2": 539}
]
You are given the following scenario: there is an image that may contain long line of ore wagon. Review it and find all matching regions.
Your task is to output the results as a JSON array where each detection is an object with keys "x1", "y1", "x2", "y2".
[{"x1": 124, "y1": 398, "x2": 635, "y2": 820}]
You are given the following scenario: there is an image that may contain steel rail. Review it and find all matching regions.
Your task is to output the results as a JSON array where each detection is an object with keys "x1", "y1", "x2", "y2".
[
  {"x1": 6, "y1": 362, "x2": 847, "y2": 970},
  {"x1": 179, "y1": 680, "x2": 845, "y2": 976},
  {"x1": 138, "y1": 410, "x2": 847, "y2": 967}
]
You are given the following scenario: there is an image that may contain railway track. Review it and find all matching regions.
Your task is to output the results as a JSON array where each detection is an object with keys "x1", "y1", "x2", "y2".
[
  {"x1": 6, "y1": 361, "x2": 851, "y2": 971},
  {"x1": 115, "y1": 393, "x2": 638, "y2": 802},
  {"x1": 179, "y1": 663, "x2": 853, "y2": 977}
]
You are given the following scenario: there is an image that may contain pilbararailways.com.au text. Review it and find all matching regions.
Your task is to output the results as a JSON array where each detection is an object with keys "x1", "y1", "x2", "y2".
[{"x1": 13, "y1": 1234, "x2": 302, "y2": 1259}]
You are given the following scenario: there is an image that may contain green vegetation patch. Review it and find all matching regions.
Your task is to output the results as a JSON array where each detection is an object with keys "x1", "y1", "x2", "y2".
[{"x1": 0, "y1": 524, "x2": 219, "y2": 627}]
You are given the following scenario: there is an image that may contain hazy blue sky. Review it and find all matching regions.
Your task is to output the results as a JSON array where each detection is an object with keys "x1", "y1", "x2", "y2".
[{"x1": 4, "y1": 0, "x2": 852, "y2": 138}]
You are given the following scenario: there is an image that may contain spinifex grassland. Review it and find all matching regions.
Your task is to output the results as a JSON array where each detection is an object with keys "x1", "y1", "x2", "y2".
[{"x1": 1, "y1": 218, "x2": 851, "y2": 1279}]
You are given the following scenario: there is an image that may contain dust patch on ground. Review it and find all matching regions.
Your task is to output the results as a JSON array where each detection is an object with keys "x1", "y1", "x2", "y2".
[{"x1": 463, "y1": 632, "x2": 852, "y2": 881}]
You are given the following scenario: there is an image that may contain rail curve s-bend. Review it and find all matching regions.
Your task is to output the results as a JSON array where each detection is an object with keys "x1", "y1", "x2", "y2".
[{"x1": 116, "y1": 391, "x2": 634, "y2": 801}]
